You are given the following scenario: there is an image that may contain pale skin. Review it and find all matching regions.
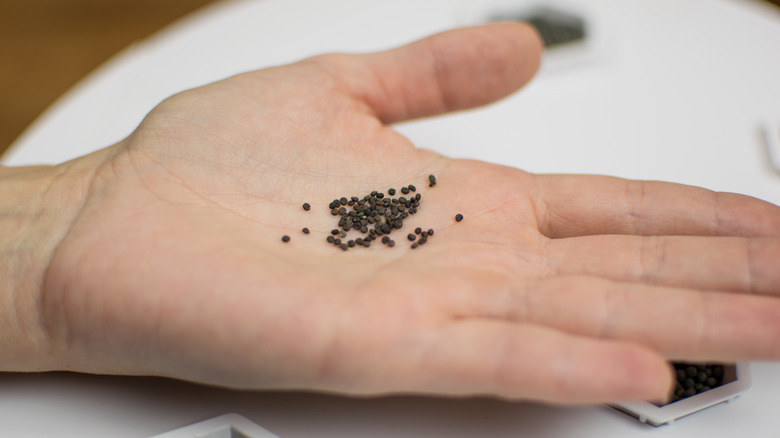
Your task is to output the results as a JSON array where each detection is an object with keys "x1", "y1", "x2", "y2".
[{"x1": 2, "y1": 23, "x2": 779, "y2": 405}]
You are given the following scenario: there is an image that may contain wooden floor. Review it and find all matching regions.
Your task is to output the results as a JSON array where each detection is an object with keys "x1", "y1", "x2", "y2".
[{"x1": 1, "y1": 0, "x2": 779, "y2": 158}]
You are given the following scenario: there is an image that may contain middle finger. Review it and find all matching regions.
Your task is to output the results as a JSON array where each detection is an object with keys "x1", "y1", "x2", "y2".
[
  {"x1": 478, "y1": 276, "x2": 780, "y2": 361},
  {"x1": 543, "y1": 235, "x2": 780, "y2": 296}
]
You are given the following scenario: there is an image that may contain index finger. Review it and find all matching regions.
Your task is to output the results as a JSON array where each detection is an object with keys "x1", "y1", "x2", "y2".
[{"x1": 532, "y1": 174, "x2": 780, "y2": 238}]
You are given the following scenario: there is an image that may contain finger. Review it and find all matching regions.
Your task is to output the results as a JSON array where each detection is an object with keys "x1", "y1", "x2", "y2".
[
  {"x1": 532, "y1": 174, "x2": 780, "y2": 238},
  {"x1": 309, "y1": 22, "x2": 543, "y2": 124},
  {"x1": 409, "y1": 320, "x2": 671, "y2": 403},
  {"x1": 545, "y1": 235, "x2": 780, "y2": 296},
  {"x1": 480, "y1": 276, "x2": 780, "y2": 363}
]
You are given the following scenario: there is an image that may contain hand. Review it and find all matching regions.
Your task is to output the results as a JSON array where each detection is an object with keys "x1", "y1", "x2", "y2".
[{"x1": 17, "y1": 23, "x2": 780, "y2": 404}]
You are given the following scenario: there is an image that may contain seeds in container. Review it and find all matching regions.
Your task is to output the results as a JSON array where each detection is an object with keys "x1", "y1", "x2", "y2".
[{"x1": 665, "y1": 362, "x2": 727, "y2": 404}]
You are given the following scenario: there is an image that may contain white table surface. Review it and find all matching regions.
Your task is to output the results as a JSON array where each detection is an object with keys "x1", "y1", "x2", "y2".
[{"x1": 2, "y1": 0, "x2": 779, "y2": 436}]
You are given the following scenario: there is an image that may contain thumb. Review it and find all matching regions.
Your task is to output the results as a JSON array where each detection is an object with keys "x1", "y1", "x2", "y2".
[{"x1": 310, "y1": 22, "x2": 544, "y2": 125}]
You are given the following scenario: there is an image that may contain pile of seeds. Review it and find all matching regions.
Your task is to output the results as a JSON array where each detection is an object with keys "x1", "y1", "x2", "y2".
[
  {"x1": 666, "y1": 362, "x2": 726, "y2": 404},
  {"x1": 281, "y1": 174, "x2": 464, "y2": 251}
]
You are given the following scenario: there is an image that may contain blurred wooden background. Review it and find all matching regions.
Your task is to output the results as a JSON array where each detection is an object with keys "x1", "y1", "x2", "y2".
[
  {"x1": 1, "y1": 0, "x2": 779, "y2": 157},
  {"x1": 0, "y1": 0, "x2": 216, "y2": 156}
]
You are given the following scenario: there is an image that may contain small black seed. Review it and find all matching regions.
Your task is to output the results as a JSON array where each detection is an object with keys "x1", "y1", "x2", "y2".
[
  {"x1": 302, "y1": 203, "x2": 311, "y2": 211},
  {"x1": 382, "y1": 236, "x2": 390, "y2": 244},
  {"x1": 282, "y1": 235, "x2": 291, "y2": 243},
  {"x1": 455, "y1": 213, "x2": 464, "y2": 222},
  {"x1": 415, "y1": 193, "x2": 421, "y2": 201},
  {"x1": 388, "y1": 188, "x2": 396, "y2": 196},
  {"x1": 419, "y1": 236, "x2": 427, "y2": 245},
  {"x1": 401, "y1": 187, "x2": 410, "y2": 195},
  {"x1": 351, "y1": 196, "x2": 360, "y2": 202},
  {"x1": 338, "y1": 207, "x2": 347, "y2": 215},
  {"x1": 427, "y1": 229, "x2": 434, "y2": 236},
  {"x1": 327, "y1": 236, "x2": 335, "y2": 243},
  {"x1": 428, "y1": 174, "x2": 436, "y2": 187},
  {"x1": 408, "y1": 234, "x2": 416, "y2": 241},
  {"x1": 415, "y1": 227, "x2": 422, "y2": 235},
  {"x1": 333, "y1": 238, "x2": 341, "y2": 245},
  {"x1": 339, "y1": 231, "x2": 347, "y2": 238},
  {"x1": 302, "y1": 228, "x2": 310, "y2": 234},
  {"x1": 348, "y1": 240, "x2": 356, "y2": 248},
  {"x1": 340, "y1": 197, "x2": 348, "y2": 205},
  {"x1": 387, "y1": 240, "x2": 395, "y2": 247},
  {"x1": 686, "y1": 366, "x2": 698, "y2": 378},
  {"x1": 411, "y1": 242, "x2": 419, "y2": 249},
  {"x1": 340, "y1": 243, "x2": 348, "y2": 251},
  {"x1": 331, "y1": 209, "x2": 339, "y2": 216},
  {"x1": 408, "y1": 184, "x2": 416, "y2": 192},
  {"x1": 331, "y1": 229, "x2": 340, "y2": 235}
]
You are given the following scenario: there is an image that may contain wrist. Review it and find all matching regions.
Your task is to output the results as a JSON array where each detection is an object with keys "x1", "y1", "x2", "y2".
[{"x1": 0, "y1": 148, "x2": 114, "y2": 371}]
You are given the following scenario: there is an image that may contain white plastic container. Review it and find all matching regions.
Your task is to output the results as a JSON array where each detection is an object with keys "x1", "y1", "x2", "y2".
[
  {"x1": 612, "y1": 363, "x2": 751, "y2": 427},
  {"x1": 150, "y1": 413, "x2": 280, "y2": 438}
]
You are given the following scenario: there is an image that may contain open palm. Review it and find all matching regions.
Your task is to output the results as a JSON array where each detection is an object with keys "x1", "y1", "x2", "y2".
[{"x1": 41, "y1": 23, "x2": 780, "y2": 404}]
